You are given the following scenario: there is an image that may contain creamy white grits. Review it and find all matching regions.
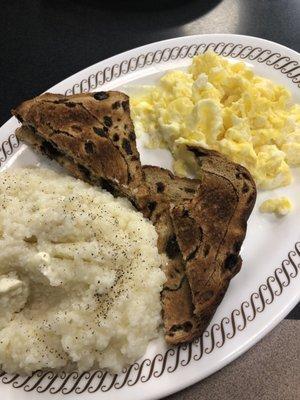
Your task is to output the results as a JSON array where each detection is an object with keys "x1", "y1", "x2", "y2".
[{"x1": 0, "y1": 168, "x2": 165, "y2": 374}]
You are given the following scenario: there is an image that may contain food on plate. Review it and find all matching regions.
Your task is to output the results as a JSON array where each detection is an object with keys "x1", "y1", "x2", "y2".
[
  {"x1": 12, "y1": 91, "x2": 256, "y2": 349},
  {"x1": 0, "y1": 168, "x2": 165, "y2": 374},
  {"x1": 12, "y1": 91, "x2": 149, "y2": 211},
  {"x1": 143, "y1": 166, "x2": 200, "y2": 343},
  {"x1": 259, "y1": 197, "x2": 292, "y2": 216},
  {"x1": 131, "y1": 51, "x2": 300, "y2": 194},
  {"x1": 143, "y1": 147, "x2": 256, "y2": 343}
]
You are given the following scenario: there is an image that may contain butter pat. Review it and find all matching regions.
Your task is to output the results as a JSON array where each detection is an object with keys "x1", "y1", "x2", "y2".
[
  {"x1": 0, "y1": 276, "x2": 23, "y2": 294},
  {"x1": 0, "y1": 273, "x2": 29, "y2": 322},
  {"x1": 259, "y1": 197, "x2": 293, "y2": 216}
]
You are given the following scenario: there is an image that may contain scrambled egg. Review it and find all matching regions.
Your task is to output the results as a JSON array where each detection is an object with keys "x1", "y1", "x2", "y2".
[
  {"x1": 131, "y1": 52, "x2": 300, "y2": 214},
  {"x1": 259, "y1": 197, "x2": 292, "y2": 216}
]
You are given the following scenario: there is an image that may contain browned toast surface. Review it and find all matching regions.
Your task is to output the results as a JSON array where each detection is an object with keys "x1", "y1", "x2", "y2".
[
  {"x1": 16, "y1": 125, "x2": 107, "y2": 188},
  {"x1": 144, "y1": 162, "x2": 256, "y2": 343},
  {"x1": 12, "y1": 92, "x2": 257, "y2": 345},
  {"x1": 12, "y1": 91, "x2": 148, "y2": 209},
  {"x1": 143, "y1": 166, "x2": 201, "y2": 343},
  {"x1": 171, "y1": 147, "x2": 256, "y2": 337}
]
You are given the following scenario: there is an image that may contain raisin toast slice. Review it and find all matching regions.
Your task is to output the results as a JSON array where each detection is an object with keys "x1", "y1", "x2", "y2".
[
  {"x1": 143, "y1": 153, "x2": 256, "y2": 343},
  {"x1": 143, "y1": 166, "x2": 201, "y2": 344},
  {"x1": 171, "y1": 147, "x2": 256, "y2": 339},
  {"x1": 12, "y1": 91, "x2": 148, "y2": 210}
]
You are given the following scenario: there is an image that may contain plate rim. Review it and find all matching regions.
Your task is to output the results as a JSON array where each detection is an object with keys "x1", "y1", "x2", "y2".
[
  {"x1": 56, "y1": 33, "x2": 300, "y2": 91},
  {"x1": 58, "y1": 33, "x2": 300, "y2": 96}
]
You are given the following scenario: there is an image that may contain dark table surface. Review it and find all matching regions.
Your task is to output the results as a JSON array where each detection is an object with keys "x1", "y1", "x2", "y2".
[{"x1": 0, "y1": 0, "x2": 299, "y2": 318}]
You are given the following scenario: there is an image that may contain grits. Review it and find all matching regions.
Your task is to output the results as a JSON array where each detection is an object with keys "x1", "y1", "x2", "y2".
[{"x1": 0, "y1": 168, "x2": 166, "y2": 374}]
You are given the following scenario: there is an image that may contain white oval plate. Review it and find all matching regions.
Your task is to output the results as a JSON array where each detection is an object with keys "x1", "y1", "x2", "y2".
[{"x1": 0, "y1": 34, "x2": 299, "y2": 400}]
